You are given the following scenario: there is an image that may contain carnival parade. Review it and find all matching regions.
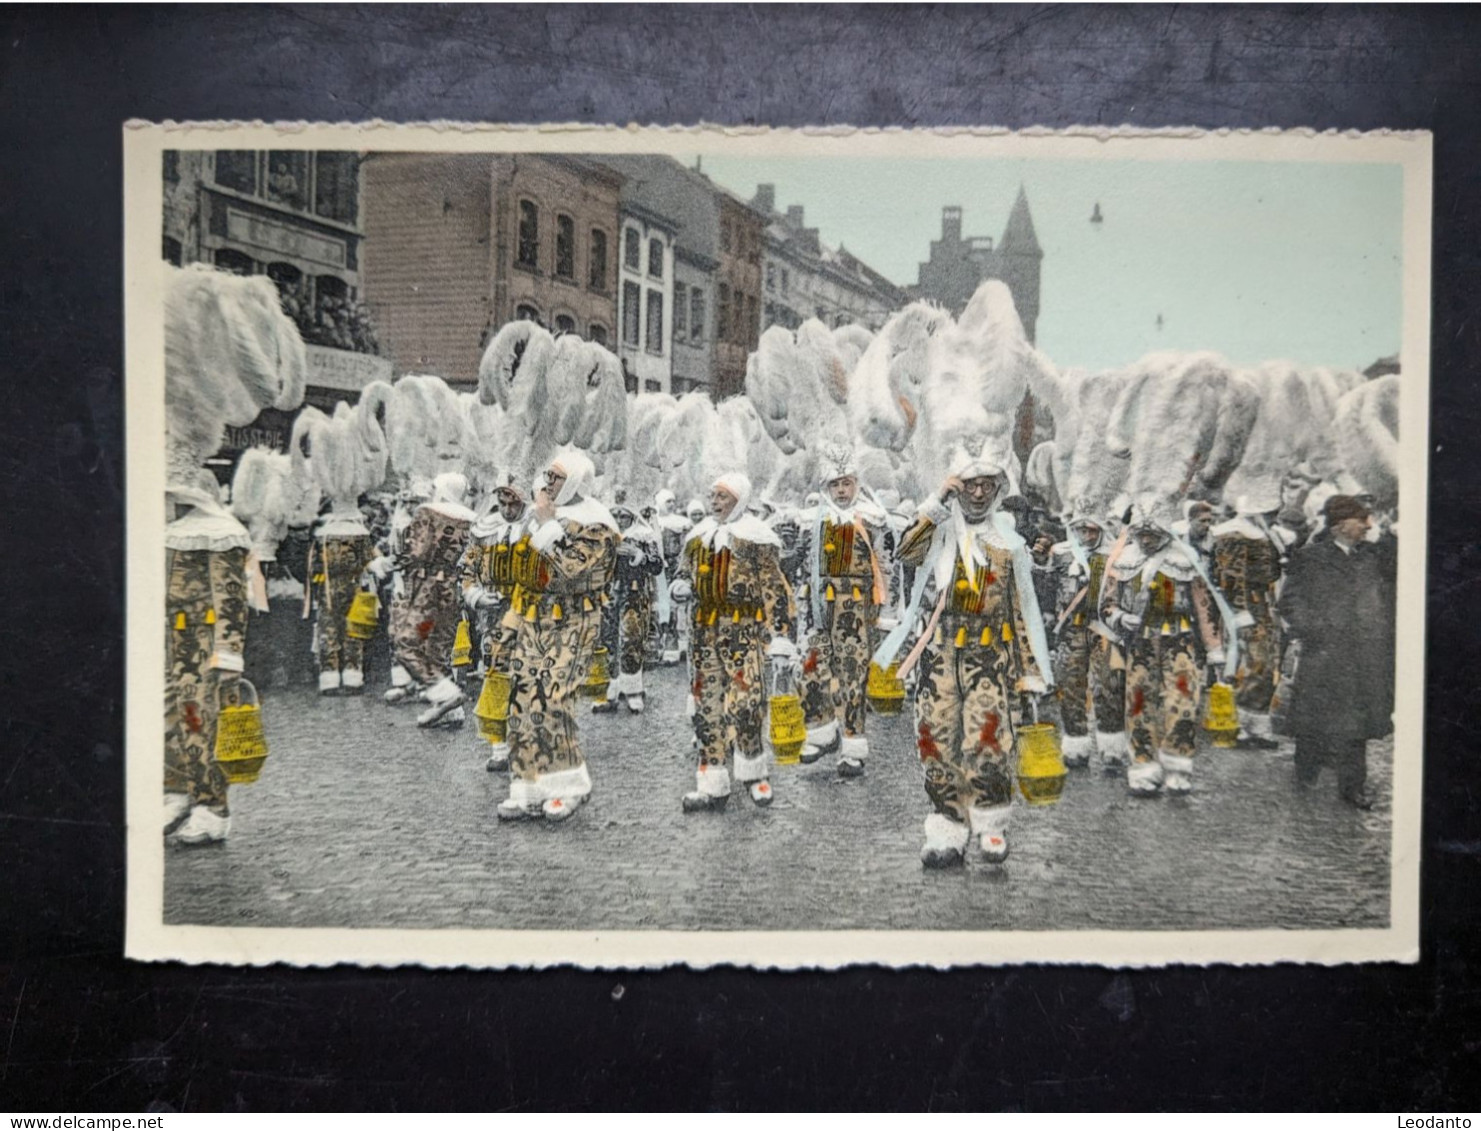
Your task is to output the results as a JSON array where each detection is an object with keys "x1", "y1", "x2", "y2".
[{"x1": 161, "y1": 255, "x2": 1399, "y2": 923}]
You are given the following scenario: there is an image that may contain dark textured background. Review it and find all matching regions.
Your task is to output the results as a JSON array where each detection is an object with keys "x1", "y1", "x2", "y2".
[{"x1": 2, "y1": 3, "x2": 1479, "y2": 1111}]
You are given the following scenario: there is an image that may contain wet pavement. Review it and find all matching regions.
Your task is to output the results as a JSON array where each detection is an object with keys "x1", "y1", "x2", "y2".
[{"x1": 164, "y1": 658, "x2": 1392, "y2": 933}]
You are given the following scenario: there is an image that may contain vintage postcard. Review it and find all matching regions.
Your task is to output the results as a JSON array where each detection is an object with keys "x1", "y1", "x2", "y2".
[{"x1": 124, "y1": 122, "x2": 1429, "y2": 968}]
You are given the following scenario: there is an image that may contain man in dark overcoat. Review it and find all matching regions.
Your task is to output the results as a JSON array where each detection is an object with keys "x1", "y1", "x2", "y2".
[{"x1": 1277, "y1": 495, "x2": 1397, "y2": 809}]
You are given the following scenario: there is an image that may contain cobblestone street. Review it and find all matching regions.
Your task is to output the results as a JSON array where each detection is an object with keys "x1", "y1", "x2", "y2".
[{"x1": 164, "y1": 652, "x2": 1392, "y2": 933}]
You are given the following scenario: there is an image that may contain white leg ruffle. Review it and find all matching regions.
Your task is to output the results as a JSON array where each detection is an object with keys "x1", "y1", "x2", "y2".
[
  {"x1": 1062, "y1": 731, "x2": 1096, "y2": 766},
  {"x1": 424, "y1": 675, "x2": 462, "y2": 705},
  {"x1": 732, "y1": 747, "x2": 770, "y2": 784},
  {"x1": 1098, "y1": 729, "x2": 1131, "y2": 767},
  {"x1": 968, "y1": 804, "x2": 1012, "y2": 838},
  {"x1": 341, "y1": 667, "x2": 364, "y2": 689},
  {"x1": 805, "y1": 719, "x2": 839, "y2": 748},
  {"x1": 922, "y1": 812, "x2": 971, "y2": 853},
  {"x1": 1240, "y1": 709, "x2": 1274, "y2": 739},
  {"x1": 1127, "y1": 758, "x2": 1166, "y2": 795},
  {"x1": 509, "y1": 764, "x2": 593, "y2": 806},
  {"x1": 318, "y1": 669, "x2": 341, "y2": 692},
  {"x1": 694, "y1": 762, "x2": 732, "y2": 798},
  {"x1": 390, "y1": 663, "x2": 413, "y2": 688},
  {"x1": 839, "y1": 734, "x2": 869, "y2": 764}
]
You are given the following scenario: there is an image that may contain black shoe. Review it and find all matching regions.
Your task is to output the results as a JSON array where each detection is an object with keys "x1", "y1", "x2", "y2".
[{"x1": 1340, "y1": 788, "x2": 1374, "y2": 811}]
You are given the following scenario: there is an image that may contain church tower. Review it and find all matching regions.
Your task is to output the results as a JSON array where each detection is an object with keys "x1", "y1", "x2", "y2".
[{"x1": 995, "y1": 186, "x2": 1042, "y2": 343}]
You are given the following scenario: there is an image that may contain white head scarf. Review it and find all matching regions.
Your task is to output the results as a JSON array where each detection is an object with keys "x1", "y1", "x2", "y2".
[
  {"x1": 690, "y1": 472, "x2": 779, "y2": 549},
  {"x1": 544, "y1": 448, "x2": 617, "y2": 531}
]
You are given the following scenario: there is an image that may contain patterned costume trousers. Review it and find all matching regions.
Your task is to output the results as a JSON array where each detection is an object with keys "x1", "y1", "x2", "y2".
[
  {"x1": 1055, "y1": 624, "x2": 1126, "y2": 737},
  {"x1": 317, "y1": 536, "x2": 374, "y2": 675},
  {"x1": 164, "y1": 548, "x2": 247, "y2": 814},
  {"x1": 800, "y1": 588, "x2": 874, "y2": 736},
  {"x1": 913, "y1": 624, "x2": 1020, "y2": 823},
  {"x1": 1235, "y1": 606, "x2": 1281, "y2": 714},
  {"x1": 1125, "y1": 633, "x2": 1204, "y2": 762},
  {"x1": 388, "y1": 570, "x2": 462, "y2": 687},
  {"x1": 619, "y1": 589, "x2": 653, "y2": 677},
  {"x1": 505, "y1": 606, "x2": 602, "y2": 783},
  {"x1": 690, "y1": 618, "x2": 768, "y2": 767}
]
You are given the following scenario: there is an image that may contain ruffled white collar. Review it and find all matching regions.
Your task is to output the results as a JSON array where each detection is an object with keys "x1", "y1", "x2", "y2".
[{"x1": 690, "y1": 512, "x2": 781, "y2": 550}]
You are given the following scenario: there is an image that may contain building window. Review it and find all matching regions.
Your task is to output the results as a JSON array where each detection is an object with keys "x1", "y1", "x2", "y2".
[
  {"x1": 648, "y1": 237, "x2": 664, "y2": 279},
  {"x1": 266, "y1": 152, "x2": 309, "y2": 211},
  {"x1": 314, "y1": 152, "x2": 359, "y2": 224},
  {"x1": 781, "y1": 268, "x2": 789, "y2": 295},
  {"x1": 555, "y1": 214, "x2": 575, "y2": 279},
  {"x1": 622, "y1": 281, "x2": 641, "y2": 346},
  {"x1": 214, "y1": 247, "x2": 256, "y2": 275},
  {"x1": 163, "y1": 152, "x2": 180, "y2": 185},
  {"x1": 690, "y1": 290, "x2": 705, "y2": 342},
  {"x1": 747, "y1": 295, "x2": 759, "y2": 345},
  {"x1": 517, "y1": 200, "x2": 539, "y2": 268},
  {"x1": 589, "y1": 323, "x2": 609, "y2": 347},
  {"x1": 215, "y1": 151, "x2": 257, "y2": 194},
  {"x1": 589, "y1": 229, "x2": 608, "y2": 290},
  {"x1": 717, "y1": 283, "x2": 730, "y2": 341},
  {"x1": 720, "y1": 220, "x2": 732, "y2": 253},
  {"x1": 624, "y1": 227, "x2": 641, "y2": 271},
  {"x1": 515, "y1": 303, "x2": 541, "y2": 323},
  {"x1": 673, "y1": 283, "x2": 688, "y2": 338},
  {"x1": 645, "y1": 289, "x2": 664, "y2": 354},
  {"x1": 162, "y1": 236, "x2": 183, "y2": 266},
  {"x1": 554, "y1": 313, "x2": 576, "y2": 335},
  {"x1": 765, "y1": 264, "x2": 775, "y2": 292},
  {"x1": 645, "y1": 379, "x2": 661, "y2": 393}
]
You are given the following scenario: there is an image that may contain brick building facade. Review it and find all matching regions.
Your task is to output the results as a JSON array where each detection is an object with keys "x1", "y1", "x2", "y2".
[
  {"x1": 712, "y1": 193, "x2": 766, "y2": 400},
  {"x1": 360, "y1": 153, "x2": 622, "y2": 385},
  {"x1": 751, "y1": 186, "x2": 904, "y2": 333}
]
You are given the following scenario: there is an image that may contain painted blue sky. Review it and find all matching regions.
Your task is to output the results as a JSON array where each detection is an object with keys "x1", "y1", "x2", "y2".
[{"x1": 695, "y1": 155, "x2": 1403, "y2": 373}]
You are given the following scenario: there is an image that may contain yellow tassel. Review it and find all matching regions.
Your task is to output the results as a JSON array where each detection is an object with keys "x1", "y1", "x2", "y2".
[
  {"x1": 583, "y1": 596, "x2": 594, "y2": 612},
  {"x1": 955, "y1": 626, "x2": 967, "y2": 648},
  {"x1": 955, "y1": 578, "x2": 970, "y2": 592},
  {"x1": 852, "y1": 585, "x2": 862, "y2": 602},
  {"x1": 205, "y1": 608, "x2": 216, "y2": 625},
  {"x1": 825, "y1": 583, "x2": 835, "y2": 602},
  {"x1": 1179, "y1": 616, "x2": 1191, "y2": 632},
  {"x1": 732, "y1": 609, "x2": 741, "y2": 624},
  {"x1": 980, "y1": 625, "x2": 993, "y2": 647},
  {"x1": 174, "y1": 612, "x2": 186, "y2": 630},
  {"x1": 525, "y1": 604, "x2": 537, "y2": 622},
  {"x1": 552, "y1": 602, "x2": 563, "y2": 621},
  {"x1": 1161, "y1": 621, "x2": 1173, "y2": 636},
  {"x1": 755, "y1": 609, "x2": 764, "y2": 622},
  {"x1": 1002, "y1": 622, "x2": 1013, "y2": 642},
  {"x1": 709, "y1": 609, "x2": 719, "y2": 626}
]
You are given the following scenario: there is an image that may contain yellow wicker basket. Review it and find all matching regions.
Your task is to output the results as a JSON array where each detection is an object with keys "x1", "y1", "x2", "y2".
[
  {"x1": 474, "y1": 668, "x2": 512, "y2": 743},
  {"x1": 345, "y1": 589, "x2": 380, "y2": 640},
  {"x1": 452, "y1": 618, "x2": 473, "y2": 667},
  {"x1": 1016, "y1": 721, "x2": 1066, "y2": 806},
  {"x1": 1203, "y1": 681, "x2": 1240, "y2": 748},
  {"x1": 768, "y1": 693, "x2": 807, "y2": 765},
  {"x1": 214, "y1": 679, "x2": 269, "y2": 785},
  {"x1": 867, "y1": 661, "x2": 907, "y2": 715},
  {"x1": 582, "y1": 647, "x2": 611, "y2": 700}
]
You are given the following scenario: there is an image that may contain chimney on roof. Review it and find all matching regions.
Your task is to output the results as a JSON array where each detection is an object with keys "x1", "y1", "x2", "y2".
[
  {"x1": 753, "y1": 183, "x2": 776, "y2": 213},
  {"x1": 786, "y1": 204, "x2": 805, "y2": 229}
]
